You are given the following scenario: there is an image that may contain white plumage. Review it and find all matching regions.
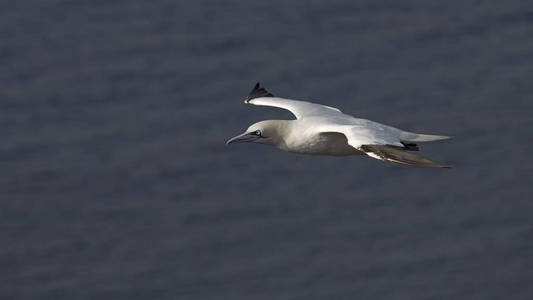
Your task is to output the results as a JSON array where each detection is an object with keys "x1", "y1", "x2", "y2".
[{"x1": 227, "y1": 83, "x2": 451, "y2": 168}]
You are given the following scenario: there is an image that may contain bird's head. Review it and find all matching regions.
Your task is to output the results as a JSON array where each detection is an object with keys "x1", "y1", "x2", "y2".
[{"x1": 226, "y1": 120, "x2": 286, "y2": 146}]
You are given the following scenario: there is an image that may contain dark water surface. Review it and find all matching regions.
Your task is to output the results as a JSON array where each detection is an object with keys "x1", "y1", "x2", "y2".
[{"x1": 1, "y1": 1, "x2": 532, "y2": 299}]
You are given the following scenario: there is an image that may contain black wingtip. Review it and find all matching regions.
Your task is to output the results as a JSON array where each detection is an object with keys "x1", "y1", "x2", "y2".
[
  {"x1": 245, "y1": 82, "x2": 274, "y2": 103},
  {"x1": 401, "y1": 142, "x2": 420, "y2": 151}
]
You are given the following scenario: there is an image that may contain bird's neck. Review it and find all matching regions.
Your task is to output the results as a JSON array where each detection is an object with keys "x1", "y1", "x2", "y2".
[{"x1": 259, "y1": 120, "x2": 294, "y2": 149}]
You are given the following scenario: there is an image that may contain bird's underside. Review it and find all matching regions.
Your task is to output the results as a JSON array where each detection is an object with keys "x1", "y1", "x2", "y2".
[
  {"x1": 308, "y1": 132, "x2": 449, "y2": 168},
  {"x1": 228, "y1": 82, "x2": 452, "y2": 168}
]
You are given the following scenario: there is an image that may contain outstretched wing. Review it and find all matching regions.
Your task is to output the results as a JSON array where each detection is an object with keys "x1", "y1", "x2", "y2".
[
  {"x1": 244, "y1": 82, "x2": 343, "y2": 119},
  {"x1": 360, "y1": 144, "x2": 451, "y2": 168},
  {"x1": 314, "y1": 124, "x2": 450, "y2": 168}
]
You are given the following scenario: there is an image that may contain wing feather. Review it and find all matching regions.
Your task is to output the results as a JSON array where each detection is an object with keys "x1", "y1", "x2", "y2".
[
  {"x1": 247, "y1": 97, "x2": 343, "y2": 119},
  {"x1": 360, "y1": 145, "x2": 451, "y2": 168},
  {"x1": 243, "y1": 83, "x2": 343, "y2": 119}
]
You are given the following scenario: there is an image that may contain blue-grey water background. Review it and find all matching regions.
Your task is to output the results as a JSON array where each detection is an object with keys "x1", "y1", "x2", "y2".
[{"x1": 1, "y1": 1, "x2": 532, "y2": 299}]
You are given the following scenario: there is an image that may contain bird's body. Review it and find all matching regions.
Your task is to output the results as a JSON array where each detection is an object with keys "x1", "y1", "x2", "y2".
[
  {"x1": 227, "y1": 83, "x2": 452, "y2": 168},
  {"x1": 260, "y1": 120, "x2": 362, "y2": 156}
]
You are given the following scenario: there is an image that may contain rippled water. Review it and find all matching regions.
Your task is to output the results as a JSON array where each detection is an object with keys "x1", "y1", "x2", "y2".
[{"x1": 1, "y1": 1, "x2": 532, "y2": 299}]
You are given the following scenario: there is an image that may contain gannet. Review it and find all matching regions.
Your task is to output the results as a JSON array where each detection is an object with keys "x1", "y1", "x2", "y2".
[{"x1": 227, "y1": 83, "x2": 452, "y2": 168}]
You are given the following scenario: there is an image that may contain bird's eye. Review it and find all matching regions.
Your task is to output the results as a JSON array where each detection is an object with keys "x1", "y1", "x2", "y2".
[{"x1": 255, "y1": 130, "x2": 262, "y2": 136}]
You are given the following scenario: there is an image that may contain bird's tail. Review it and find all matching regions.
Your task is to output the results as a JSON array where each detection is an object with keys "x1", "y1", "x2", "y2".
[{"x1": 398, "y1": 131, "x2": 452, "y2": 142}]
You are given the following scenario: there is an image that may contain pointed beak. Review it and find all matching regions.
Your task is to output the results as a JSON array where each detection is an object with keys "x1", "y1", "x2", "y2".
[{"x1": 226, "y1": 132, "x2": 260, "y2": 145}]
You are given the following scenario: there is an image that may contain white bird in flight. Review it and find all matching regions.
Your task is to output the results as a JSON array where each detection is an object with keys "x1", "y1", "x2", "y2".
[{"x1": 227, "y1": 83, "x2": 451, "y2": 168}]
